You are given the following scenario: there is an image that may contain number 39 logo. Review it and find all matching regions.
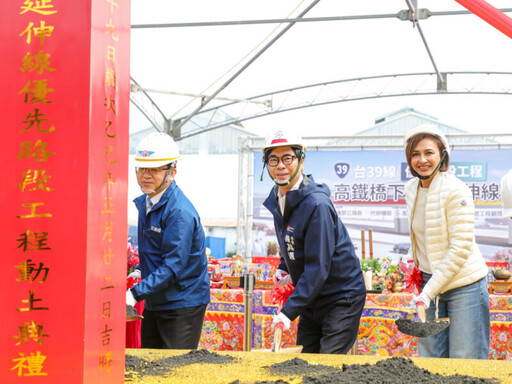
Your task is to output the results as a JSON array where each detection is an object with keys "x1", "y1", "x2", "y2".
[{"x1": 334, "y1": 162, "x2": 350, "y2": 179}]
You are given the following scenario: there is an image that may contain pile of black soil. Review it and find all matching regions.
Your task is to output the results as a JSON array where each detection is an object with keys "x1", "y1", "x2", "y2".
[
  {"x1": 125, "y1": 354, "x2": 162, "y2": 379},
  {"x1": 233, "y1": 357, "x2": 499, "y2": 384},
  {"x1": 230, "y1": 381, "x2": 289, "y2": 384},
  {"x1": 396, "y1": 318, "x2": 450, "y2": 338},
  {"x1": 303, "y1": 357, "x2": 499, "y2": 384},
  {"x1": 157, "y1": 349, "x2": 237, "y2": 367},
  {"x1": 125, "y1": 349, "x2": 237, "y2": 380},
  {"x1": 266, "y1": 357, "x2": 341, "y2": 375}
]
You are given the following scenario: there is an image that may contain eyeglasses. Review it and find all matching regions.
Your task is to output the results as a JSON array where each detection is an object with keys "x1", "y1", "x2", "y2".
[
  {"x1": 267, "y1": 155, "x2": 298, "y2": 167},
  {"x1": 136, "y1": 166, "x2": 171, "y2": 175}
]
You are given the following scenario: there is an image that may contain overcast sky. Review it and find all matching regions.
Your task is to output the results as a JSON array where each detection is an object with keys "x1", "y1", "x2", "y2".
[{"x1": 129, "y1": 0, "x2": 512, "y2": 139}]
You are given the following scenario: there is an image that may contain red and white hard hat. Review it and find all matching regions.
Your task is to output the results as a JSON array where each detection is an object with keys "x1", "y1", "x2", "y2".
[
  {"x1": 404, "y1": 124, "x2": 451, "y2": 155},
  {"x1": 261, "y1": 128, "x2": 306, "y2": 154},
  {"x1": 501, "y1": 169, "x2": 512, "y2": 218},
  {"x1": 134, "y1": 132, "x2": 180, "y2": 168}
]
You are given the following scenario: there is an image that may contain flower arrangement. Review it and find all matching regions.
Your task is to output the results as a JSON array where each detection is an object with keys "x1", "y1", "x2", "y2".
[
  {"x1": 491, "y1": 248, "x2": 512, "y2": 266},
  {"x1": 127, "y1": 243, "x2": 141, "y2": 290},
  {"x1": 266, "y1": 241, "x2": 278, "y2": 256},
  {"x1": 127, "y1": 243, "x2": 139, "y2": 276},
  {"x1": 360, "y1": 257, "x2": 404, "y2": 291}
]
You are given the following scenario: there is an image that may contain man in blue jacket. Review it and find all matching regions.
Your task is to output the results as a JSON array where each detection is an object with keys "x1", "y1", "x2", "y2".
[
  {"x1": 126, "y1": 132, "x2": 210, "y2": 349},
  {"x1": 262, "y1": 128, "x2": 366, "y2": 354}
]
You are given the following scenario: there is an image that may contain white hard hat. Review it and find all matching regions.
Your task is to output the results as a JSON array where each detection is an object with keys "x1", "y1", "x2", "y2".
[
  {"x1": 261, "y1": 128, "x2": 306, "y2": 154},
  {"x1": 501, "y1": 169, "x2": 512, "y2": 218},
  {"x1": 404, "y1": 124, "x2": 451, "y2": 155},
  {"x1": 134, "y1": 132, "x2": 180, "y2": 168}
]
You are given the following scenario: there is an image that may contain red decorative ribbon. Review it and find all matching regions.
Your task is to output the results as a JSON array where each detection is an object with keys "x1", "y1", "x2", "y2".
[
  {"x1": 271, "y1": 284, "x2": 295, "y2": 309},
  {"x1": 127, "y1": 276, "x2": 141, "y2": 290},
  {"x1": 399, "y1": 262, "x2": 423, "y2": 295}
]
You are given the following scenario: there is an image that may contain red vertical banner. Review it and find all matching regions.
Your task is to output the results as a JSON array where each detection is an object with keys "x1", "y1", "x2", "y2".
[
  {"x1": 454, "y1": 0, "x2": 512, "y2": 39},
  {"x1": 0, "y1": 0, "x2": 130, "y2": 383}
]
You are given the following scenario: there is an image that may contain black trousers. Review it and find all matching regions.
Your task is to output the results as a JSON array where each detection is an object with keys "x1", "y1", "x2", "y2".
[
  {"x1": 141, "y1": 304, "x2": 208, "y2": 349},
  {"x1": 297, "y1": 292, "x2": 366, "y2": 354}
]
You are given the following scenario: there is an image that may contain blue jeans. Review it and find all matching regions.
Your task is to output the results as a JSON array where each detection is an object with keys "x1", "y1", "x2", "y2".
[{"x1": 419, "y1": 274, "x2": 490, "y2": 359}]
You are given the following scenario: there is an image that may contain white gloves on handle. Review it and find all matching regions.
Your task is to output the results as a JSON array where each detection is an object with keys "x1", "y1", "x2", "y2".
[
  {"x1": 410, "y1": 291, "x2": 431, "y2": 310},
  {"x1": 126, "y1": 289, "x2": 137, "y2": 307},
  {"x1": 128, "y1": 269, "x2": 141, "y2": 279},
  {"x1": 274, "y1": 269, "x2": 292, "y2": 287},
  {"x1": 271, "y1": 312, "x2": 291, "y2": 331}
]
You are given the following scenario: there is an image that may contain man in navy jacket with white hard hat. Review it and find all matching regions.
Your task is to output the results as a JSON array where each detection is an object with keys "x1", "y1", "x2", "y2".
[
  {"x1": 126, "y1": 132, "x2": 210, "y2": 349},
  {"x1": 262, "y1": 128, "x2": 366, "y2": 354}
]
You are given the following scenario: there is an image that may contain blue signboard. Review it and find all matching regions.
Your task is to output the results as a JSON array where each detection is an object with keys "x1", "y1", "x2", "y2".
[
  {"x1": 252, "y1": 148, "x2": 511, "y2": 259},
  {"x1": 254, "y1": 149, "x2": 509, "y2": 207}
]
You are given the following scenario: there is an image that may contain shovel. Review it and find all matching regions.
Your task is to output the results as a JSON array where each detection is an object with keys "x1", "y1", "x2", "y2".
[
  {"x1": 126, "y1": 304, "x2": 143, "y2": 322},
  {"x1": 252, "y1": 283, "x2": 302, "y2": 353},
  {"x1": 271, "y1": 322, "x2": 284, "y2": 352},
  {"x1": 253, "y1": 322, "x2": 303, "y2": 353},
  {"x1": 396, "y1": 302, "x2": 450, "y2": 338}
]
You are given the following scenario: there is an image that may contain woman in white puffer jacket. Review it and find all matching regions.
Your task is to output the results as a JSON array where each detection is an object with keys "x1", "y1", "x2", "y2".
[{"x1": 404, "y1": 124, "x2": 490, "y2": 359}]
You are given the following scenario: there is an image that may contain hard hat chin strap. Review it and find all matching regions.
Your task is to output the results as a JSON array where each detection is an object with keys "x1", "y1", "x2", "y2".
[
  {"x1": 267, "y1": 154, "x2": 304, "y2": 187},
  {"x1": 269, "y1": 163, "x2": 302, "y2": 186},
  {"x1": 138, "y1": 168, "x2": 173, "y2": 195},
  {"x1": 259, "y1": 163, "x2": 266, "y2": 182},
  {"x1": 417, "y1": 151, "x2": 447, "y2": 180}
]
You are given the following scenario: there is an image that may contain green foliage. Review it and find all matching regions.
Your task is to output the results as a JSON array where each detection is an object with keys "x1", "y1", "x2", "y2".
[
  {"x1": 385, "y1": 264, "x2": 399, "y2": 276},
  {"x1": 360, "y1": 258, "x2": 382, "y2": 273}
]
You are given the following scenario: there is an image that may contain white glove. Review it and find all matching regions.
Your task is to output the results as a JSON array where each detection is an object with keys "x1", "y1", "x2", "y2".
[
  {"x1": 271, "y1": 312, "x2": 291, "y2": 331},
  {"x1": 126, "y1": 289, "x2": 137, "y2": 307},
  {"x1": 410, "y1": 291, "x2": 431, "y2": 310},
  {"x1": 275, "y1": 269, "x2": 292, "y2": 287},
  {"x1": 128, "y1": 269, "x2": 141, "y2": 279}
]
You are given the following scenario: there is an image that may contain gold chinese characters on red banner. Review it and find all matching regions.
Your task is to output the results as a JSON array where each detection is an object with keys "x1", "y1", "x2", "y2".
[{"x1": 1, "y1": 1, "x2": 130, "y2": 383}]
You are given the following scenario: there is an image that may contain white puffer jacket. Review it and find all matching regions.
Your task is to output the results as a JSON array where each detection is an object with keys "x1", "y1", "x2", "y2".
[{"x1": 405, "y1": 172, "x2": 488, "y2": 299}]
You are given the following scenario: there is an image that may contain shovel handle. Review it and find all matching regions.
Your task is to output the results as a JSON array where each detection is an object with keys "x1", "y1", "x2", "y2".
[
  {"x1": 417, "y1": 301, "x2": 427, "y2": 323},
  {"x1": 272, "y1": 322, "x2": 284, "y2": 353}
]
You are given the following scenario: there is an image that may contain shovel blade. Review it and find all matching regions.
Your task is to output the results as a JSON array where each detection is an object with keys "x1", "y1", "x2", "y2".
[
  {"x1": 396, "y1": 318, "x2": 450, "y2": 338},
  {"x1": 126, "y1": 304, "x2": 143, "y2": 322}
]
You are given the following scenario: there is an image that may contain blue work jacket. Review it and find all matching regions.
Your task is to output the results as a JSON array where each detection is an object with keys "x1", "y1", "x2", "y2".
[
  {"x1": 263, "y1": 174, "x2": 366, "y2": 320},
  {"x1": 131, "y1": 181, "x2": 210, "y2": 311}
]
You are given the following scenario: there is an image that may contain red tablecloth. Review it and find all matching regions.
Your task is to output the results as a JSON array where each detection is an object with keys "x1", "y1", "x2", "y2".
[
  {"x1": 125, "y1": 301, "x2": 144, "y2": 348},
  {"x1": 198, "y1": 289, "x2": 512, "y2": 359},
  {"x1": 124, "y1": 290, "x2": 512, "y2": 359}
]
